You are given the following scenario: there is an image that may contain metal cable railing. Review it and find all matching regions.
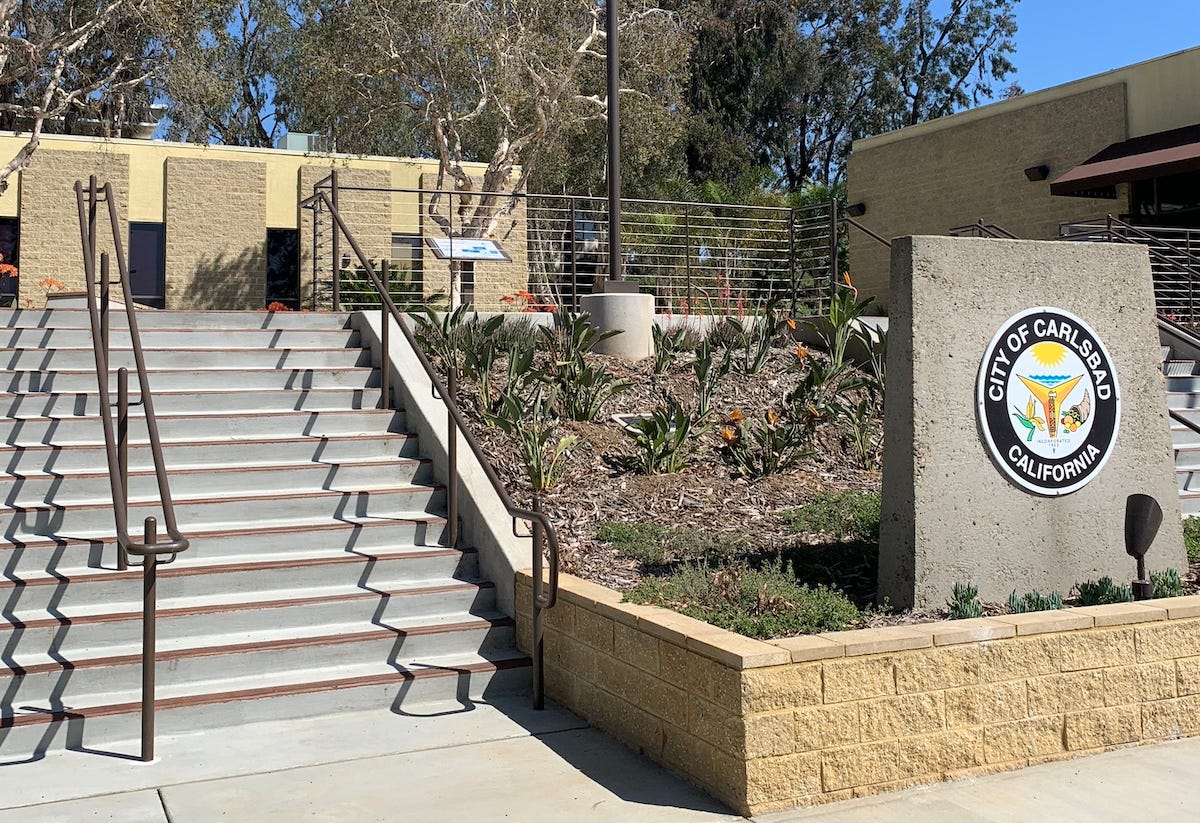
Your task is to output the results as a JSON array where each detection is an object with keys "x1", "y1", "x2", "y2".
[
  {"x1": 74, "y1": 175, "x2": 189, "y2": 761},
  {"x1": 302, "y1": 171, "x2": 560, "y2": 710},
  {"x1": 949, "y1": 219, "x2": 1019, "y2": 240}
]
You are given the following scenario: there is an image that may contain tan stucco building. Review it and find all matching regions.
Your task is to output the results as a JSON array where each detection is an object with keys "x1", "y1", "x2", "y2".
[
  {"x1": 847, "y1": 46, "x2": 1200, "y2": 310},
  {"x1": 0, "y1": 132, "x2": 527, "y2": 310}
]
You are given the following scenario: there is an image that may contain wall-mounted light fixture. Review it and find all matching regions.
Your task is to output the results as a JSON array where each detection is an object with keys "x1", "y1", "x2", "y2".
[
  {"x1": 1024, "y1": 165, "x2": 1050, "y2": 182},
  {"x1": 846, "y1": 202, "x2": 867, "y2": 218}
]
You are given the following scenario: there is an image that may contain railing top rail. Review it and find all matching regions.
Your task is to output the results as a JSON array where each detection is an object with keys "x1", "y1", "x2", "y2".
[
  {"x1": 843, "y1": 214, "x2": 891, "y2": 248},
  {"x1": 1106, "y1": 215, "x2": 1200, "y2": 271},
  {"x1": 306, "y1": 185, "x2": 558, "y2": 610},
  {"x1": 74, "y1": 177, "x2": 188, "y2": 558}
]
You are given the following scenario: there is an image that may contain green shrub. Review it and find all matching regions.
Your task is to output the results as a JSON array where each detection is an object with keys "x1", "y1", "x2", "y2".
[
  {"x1": 780, "y1": 491, "x2": 881, "y2": 543},
  {"x1": 1075, "y1": 577, "x2": 1133, "y2": 606},
  {"x1": 692, "y1": 338, "x2": 731, "y2": 421},
  {"x1": 1151, "y1": 568, "x2": 1184, "y2": 599},
  {"x1": 946, "y1": 582, "x2": 983, "y2": 620},
  {"x1": 1008, "y1": 590, "x2": 1063, "y2": 613},
  {"x1": 719, "y1": 408, "x2": 810, "y2": 480},
  {"x1": 597, "y1": 522, "x2": 739, "y2": 566},
  {"x1": 652, "y1": 324, "x2": 700, "y2": 375},
  {"x1": 1184, "y1": 518, "x2": 1200, "y2": 562},
  {"x1": 623, "y1": 399, "x2": 696, "y2": 474},
  {"x1": 626, "y1": 562, "x2": 859, "y2": 639}
]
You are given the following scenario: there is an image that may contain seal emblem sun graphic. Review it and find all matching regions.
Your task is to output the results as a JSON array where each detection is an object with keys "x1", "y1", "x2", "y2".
[{"x1": 977, "y1": 307, "x2": 1121, "y2": 496}]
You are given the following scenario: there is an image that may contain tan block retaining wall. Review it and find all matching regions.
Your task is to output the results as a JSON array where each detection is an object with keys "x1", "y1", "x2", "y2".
[{"x1": 516, "y1": 571, "x2": 1200, "y2": 816}]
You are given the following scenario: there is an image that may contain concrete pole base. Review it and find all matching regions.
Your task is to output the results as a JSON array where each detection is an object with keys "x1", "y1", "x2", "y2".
[{"x1": 578, "y1": 292, "x2": 654, "y2": 360}]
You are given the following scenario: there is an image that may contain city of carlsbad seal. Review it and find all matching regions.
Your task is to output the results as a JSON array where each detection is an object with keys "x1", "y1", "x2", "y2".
[{"x1": 976, "y1": 307, "x2": 1121, "y2": 496}]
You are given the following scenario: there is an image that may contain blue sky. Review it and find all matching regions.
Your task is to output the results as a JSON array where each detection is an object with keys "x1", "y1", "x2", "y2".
[{"x1": 1010, "y1": 1, "x2": 1200, "y2": 94}]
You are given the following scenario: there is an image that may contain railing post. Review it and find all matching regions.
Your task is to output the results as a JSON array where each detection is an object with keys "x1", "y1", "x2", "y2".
[
  {"x1": 447, "y1": 366, "x2": 459, "y2": 549},
  {"x1": 788, "y1": 208, "x2": 797, "y2": 313},
  {"x1": 117, "y1": 367, "x2": 129, "y2": 571},
  {"x1": 88, "y1": 176, "x2": 98, "y2": 272},
  {"x1": 331, "y1": 170, "x2": 341, "y2": 312},
  {"x1": 684, "y1": 205, "x2": 693, "y2": 312},
  {"x1": 100, "y1": 254, "x2": 110, "y2": 355},
  {"x1": 141, "y1": 516, "x2": 158, "y2": 762},
  {"x1": 568, "y1": 196, "x2": 578, "y2": 311},
  {"x1": 380, "y1": 260, "x2": 390, "y2": 410},
  {"x1": 531, "y1": 494, "x2": 545, "y2": 711},
  {"x1": 829, "y1": 199, "x2": 840, "y2": 310}
]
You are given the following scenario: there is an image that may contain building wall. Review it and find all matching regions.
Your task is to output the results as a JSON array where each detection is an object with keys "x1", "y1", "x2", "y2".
[
  {"x1": 165, "y1": 156, "x2": 267, "y2": 309},
  {"x1": 847, "y1": 84, "x2": 1129, "y2": 308},
  {"x1": 18, "y1": 149, "x2": 130, "y2": 304}
]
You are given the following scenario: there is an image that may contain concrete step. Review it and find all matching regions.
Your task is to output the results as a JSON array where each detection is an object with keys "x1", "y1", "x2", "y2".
[
  {"x1": 1171, "y1": 423, "x2": 1200, "y2": 447},
  {"x1": 1, "y1": 365, "x2": 379, "y2": 394},
  {"x1": 1163, "y1": 345, "x2": 1173, "y2": 361},
  {"x1": 2, "y1": 386, "x2": 385, "y2": 418},
  {"x1": 1178, "y1": 469, "x2": 1200, "y2": 491},
  {"x1": 1163, "y1": 360, "x2": 1198, "y2": 377},
  {"x1": 4, "y1": 484, "x2": 444, "y2": 542},
  {"x1": 1166, "y1": 376, "x2": 1200, "y2": 392},
  {"x1": 0, "y1": 309, "x2": 353, "y2": 331},
  {"x1": 1, "y1": 517, "x2": 458, "y2": 578},
  {"x1": 0, "y1": 652, "x2": 531, "y2": 759},
  {"x1": 0, "y1": 543, "x2": 466, "y2": 613},
  {"x1": 0, "y1": 432, "x2": 420, "y2": 475},
  {"x1": 1, "y1": 614, "x2": 516, "y2": 709},
  {"x1": 1180, "y1": 491, "x2": 1200, "y2": 516},
  {"x1": 0, "y1": 409, "x2": 404, "y2": 447},
  {"x1": 6, "y1": 457, "x2": 435, "y2": 506},
  {"x1": 0, "y1": 347, "x2": 371, "y2": 371},
  {"x1": 1, "y1": 327, "x2": 361, "y2": 350},
  {"x1": 2, "y1": 579, "x2": 498, "y2": 660}
]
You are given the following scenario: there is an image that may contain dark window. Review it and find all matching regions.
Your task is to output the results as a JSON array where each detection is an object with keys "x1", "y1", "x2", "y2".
[
  {"x1": 128, "y1": 222, "x2": 165, "y2": 308},
  {"x1": 1132, "y1": 171, "x2": 1200, "y2": 228},
  {"x1": 0, "y1": 216, "x2": 17, "y2": 307},
  {"x1": 389, "y1": 233, "x2": 424, "y2": 303},
  {"x1": 460, "y1": 261, "x2": 475, "y2": 306},
  {"x1": 266, "y1": 228, "x2": 301, "y2": 309}
]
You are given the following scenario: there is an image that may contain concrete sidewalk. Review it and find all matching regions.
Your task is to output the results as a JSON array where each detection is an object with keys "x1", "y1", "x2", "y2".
[{"x1": 2, "y1": 699, "x2": 1198, "y2": 822}]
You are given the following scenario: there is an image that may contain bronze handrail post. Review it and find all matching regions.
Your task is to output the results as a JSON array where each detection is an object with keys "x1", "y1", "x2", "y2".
[
  {"x1": 331, "y1": 170, "x2": 341, "y2": 311},
  {"x1": 117, "y1": 367, "x2": 129, "y2": 571},
  {"x1": 141, "y1": 516, "x2": 158, "y2": 762}
]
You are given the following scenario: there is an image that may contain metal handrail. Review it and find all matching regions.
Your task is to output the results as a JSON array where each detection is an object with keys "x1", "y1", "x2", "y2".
[
  {"x1": 1105, "y1": 215, "x2": 1200, "y2": 272},
  {"x1": 74, "y1": 176, "x2": 189, "y2": 761},
  {"x1": 949, "y1": 219, "x2": 1018, "y2": 240},
  {"x1": 842, "y1": 214, "x2": 892, "y2": 248},
  {"x1": 302, "y1": 174, "x2": 560, "y2": 710}
]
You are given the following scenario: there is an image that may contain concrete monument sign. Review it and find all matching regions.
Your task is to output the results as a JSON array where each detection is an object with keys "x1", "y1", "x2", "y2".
[{"x1": 879, "y1": 236, "x2": 1185, "y2": 609}]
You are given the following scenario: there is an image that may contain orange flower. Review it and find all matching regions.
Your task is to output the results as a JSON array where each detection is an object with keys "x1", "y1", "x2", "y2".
[
  {"x1": 500, "y1": 294, "x2": 516, "y2": 303},
  {"x1": 728, "y1": 408, "x2": 745, "y2": 423},
  {"x1": 842, "y1": 273, "x2": 853, "y2": 288},
  {"x1": 795, "y1": 345, "x2": 809, "y2": 360},
  {"x1": 766, "y1": 408, "x2": 779, "y2": 424},
  {"x1": 785, "y1": 318, "x2": 796, "y2": 330},
  {"x1": 720, "y1": 426, "x2": 738, "y2": 442}
]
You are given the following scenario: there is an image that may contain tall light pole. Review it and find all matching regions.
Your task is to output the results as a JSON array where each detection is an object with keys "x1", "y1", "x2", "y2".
[{"x1": 604, "y1": 0, "x2": 631, "y2": 289}]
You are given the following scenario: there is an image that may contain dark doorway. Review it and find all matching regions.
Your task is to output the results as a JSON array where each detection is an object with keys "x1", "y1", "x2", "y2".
[
  {"x1": 266, "y1": 228, "x2": 300, "y2": 309},
  {"x1": 128, "y1": 222, "x2": 166, "y2": 308},
  {"x1": 0, "y1": 216, "x2": 17, "y2": 307}
]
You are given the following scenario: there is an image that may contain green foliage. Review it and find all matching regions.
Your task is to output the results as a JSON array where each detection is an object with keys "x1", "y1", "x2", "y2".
[
  {"x1": 412, "y1": 303, "x2": 476, "y2": 372},
  {"x1": 1008, "y1": 590, "x2": 1064, "y2": 613},
  {"x1": 541, "y1": 312, "x2": 621, "y2": 363},
  {"x1": 1151, "y1": 568, "x2": 1184, "y2": 599},
  {"x1": 841, "y1": 396, "x2": 881, "y2": 470},
  {"x1": 596, "y1": 522, "x2": 739, "y2": 567},
  {"x1": 780, "y1": 491, "x2": 881, "y2": 543},
  {"x1": 812, "y1": 283, "x2": 877, "y2": 372},
  {"x1": 1184, "y1": 518, "x2": 1200, "y2": 561},
  {"x1": 947, "y1": 582, "x2": 983, "y2": 620},
  {"x1": 692, "y1": 338, "x2": 731, "y2": 422},
  {"x1": 337, "y1": 265, "x2": 431, "y2": 312},
  {"x1": 719, "y1": 408, "x2": 810, "y2": 480},
  {"x1": 626, "y1": 562, "x2": 859, "y2": 639},
  {"x1": 652, "y1": 324, "x2": 700, "y2": 375},
  {"x1": 787, "y1": 351, "x2": 866, "y2": 430},
  {"x1": 542, "y1": 314, "x2": 630, "y2": 422},
  {"x1": 1075, "y1": 577, "x2": 1133, "y2": 606},
  {"x1": 718, "y1": 299, "x2": 790, "y2": 375},
  {"x1": 488, "y1": 389, "x2": 577, "y2": 492},
  {"x1": 623, "y1": 399, "x2": 696, "y2": 475}
]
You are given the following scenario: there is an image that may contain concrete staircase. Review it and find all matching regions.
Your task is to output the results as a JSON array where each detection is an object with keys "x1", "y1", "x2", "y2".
[
  {"x1": 0, "y1": 308, "x2": 528, "y2": 760},
  {"x1": 1163, "y1": 339, "x2": 1200, "y2": 516}
]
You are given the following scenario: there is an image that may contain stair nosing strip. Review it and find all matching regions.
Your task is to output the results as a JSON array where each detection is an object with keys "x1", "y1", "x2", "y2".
[
  {"x1": 7, "y1": 456, "x2": 430, "y2": 481},
  {"x1": 0, "y1": 656, "x2": 531, "y2": 728},
  {"x1": 0, "y1": 432, "x2": 414, "y2": 454}
]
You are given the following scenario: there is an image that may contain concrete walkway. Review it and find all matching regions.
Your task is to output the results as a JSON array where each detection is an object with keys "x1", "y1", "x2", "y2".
[{"x1": 2, "y1": 698, "x2": 1198, "y2": 822}]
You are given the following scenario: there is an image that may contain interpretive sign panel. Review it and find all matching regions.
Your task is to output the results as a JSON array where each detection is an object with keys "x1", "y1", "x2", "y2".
[{"x1": 424, "y1": 237, "x2": 512, "y2": 262}]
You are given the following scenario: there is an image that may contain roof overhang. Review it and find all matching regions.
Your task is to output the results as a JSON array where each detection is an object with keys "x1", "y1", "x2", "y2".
[{"x1": 1050, "y1": 124, "x2": 1200, "y2": 197}]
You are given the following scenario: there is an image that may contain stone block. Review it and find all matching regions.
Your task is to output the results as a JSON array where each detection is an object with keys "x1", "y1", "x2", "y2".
[
  {"x1": 1064, "y1": 705, "x2": 1141, "y2": 750},
  {"x1": 662, "y1": 723, "x2": 715, "y2": 790},
  {"x1": 742, "y1": 664, "x2": 822, "y2": 713},
  {"x1": 1177, "y1": 657, "x2": 1200, "y2": 696},
  {"x1": 688, "y1": 697, "x2": 745, "y2": 757},
  {"x1": 573, "y1": 606, "x2": 614, "y2": 653},
  {"x1": 859, "y1": 692, "x2": 945, "y2": 741},
  {"x1": 895, "y1": 646, "x2": 981, "y2": 694},
  {"x1": 978, "y1": 636, "x2": 1060, "y2": 682},
  {"x1": 1102, "y1": 662, "x2": 1177, "y2": 706},
  {"x1": 613, "y1": 622, "x2": 659, "y2": 675},
  {"x1": 822, "y1": 656, "x2": 895, "y2": 704},
  {"x1": 991, "y1": 611, "x2": 1094, "y2": 636},
  {"x1": 816, "y1": 627, "x2": 931, "y2": 655},
  {"x1": 684, "y1": 651, "x2": 742, "y2": 708},
  {"x1": 1027, "y1": 670, "x2": 1106, "y2": 716},
  {"x1": 1135, "y1": 619, "x2": 1200, "y2": 662},
  {"x1": 744, "y1": 711, "x2": 796, "y2": 759},
  {"x1": 821, "y1": 742, "x2": 899, "y2": 792},
  {"x1": 1141, "y1": 694, "x2": 1200, "y2": 739},
  {"x1": 745, "y1": 752, "x2": 822, "y2": 805},
  {"x1": 945, "y1": 680, "x2": 1028, "y2": 728},
  {"x1": 770, "y1": 635, "x2": 845, "y2": 663},
  {"x1": 898, "y1": 729, "x2": 984, "y2": 779},
  {"x1": 983, "y1": 716, "x2": 1065, "y2": 763},
  {"x1": 1075, "y1": 602, "x2": 1169, "y2": 627},
  {"x1": 1059, "y1": 628, "x2": 1134, "y2": 671},
  {"x1": 794, "y1": 704, "x2": 860, "y2": 752},
  {"x1": 907, "y1": 618, "x2": 1015, "y2": 646}
]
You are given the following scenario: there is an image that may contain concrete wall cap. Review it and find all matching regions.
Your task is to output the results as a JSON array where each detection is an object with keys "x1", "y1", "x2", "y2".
[
  {"x1": 990, "y1": 610, "x2": 1095, "y2": 635},
  {"x1": 816, "y1": 626, "x2": 933, "y2": 655}
]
